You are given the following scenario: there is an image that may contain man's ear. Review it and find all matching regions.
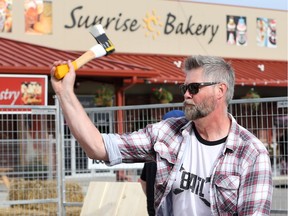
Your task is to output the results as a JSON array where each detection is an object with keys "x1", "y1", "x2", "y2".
[{"x1": 216, "y1": 83, "x2": 227, "y2": 99}]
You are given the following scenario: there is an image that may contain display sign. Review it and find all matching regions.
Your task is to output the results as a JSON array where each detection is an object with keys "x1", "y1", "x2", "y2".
[
  {"x1": 88, "y1": 158, "x2": 144, "y2": 170},
  {"x1": 0, "y1": 0, "x2": 286, "y2": 60},
  {"x1": 0, "y1": 74, "x2": 48, "y2": 105}
]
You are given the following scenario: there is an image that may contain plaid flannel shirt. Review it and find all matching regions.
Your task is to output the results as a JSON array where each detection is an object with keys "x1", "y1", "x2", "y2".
[{"x1": 102, "y1": 114, "x2": 273, "y2": 215}]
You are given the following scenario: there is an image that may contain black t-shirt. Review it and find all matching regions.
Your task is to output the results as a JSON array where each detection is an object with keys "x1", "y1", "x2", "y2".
[{"x1": 140, "y1": 162, "x2": 157, "y2": 216}]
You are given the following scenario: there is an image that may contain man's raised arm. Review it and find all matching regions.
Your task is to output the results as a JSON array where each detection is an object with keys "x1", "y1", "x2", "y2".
[{"x1": 50, "y1": 60, "x2": 108, "y2": 161}]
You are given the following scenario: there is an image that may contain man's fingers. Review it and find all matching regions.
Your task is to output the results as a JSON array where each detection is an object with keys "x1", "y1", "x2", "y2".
[
  {"x1": 67, "y1": 60, "x2": 75, "y2": 71},
  {"x1": 50, "y1": 60, "x2": 69, "y2": 78},
  {"x1": 67, "y1": 60, "x2": 76, "y2": 77}
]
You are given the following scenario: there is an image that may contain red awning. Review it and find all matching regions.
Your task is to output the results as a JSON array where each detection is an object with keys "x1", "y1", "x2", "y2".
[
  {"x1": 0, "y1": 38, "x2": 287, "y2": 87},
  {"x1": 0, "y1": 38, "x2": 158, "y2": 79}
]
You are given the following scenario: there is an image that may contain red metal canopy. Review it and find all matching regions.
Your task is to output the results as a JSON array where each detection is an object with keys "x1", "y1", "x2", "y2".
[{"x1": 0, "y1": 38, "x2": 287, "y2": 87}]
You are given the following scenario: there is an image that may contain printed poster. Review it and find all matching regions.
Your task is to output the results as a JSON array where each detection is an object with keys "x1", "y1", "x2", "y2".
[
  {"x1": 226, "y1": 15, "x2": 247, "y2": 46},
  {"x1": 24, "y1": 0, "x2": 52, "y2": 34},
  {"x1": 0, "y1": 0, "x2": 12, "y2": 33},
  {"x1": 256, "y1": 17, "x2": 276, "y2": 48}
]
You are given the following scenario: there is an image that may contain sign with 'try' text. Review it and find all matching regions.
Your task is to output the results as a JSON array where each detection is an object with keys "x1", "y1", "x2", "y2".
[{"x1": 0, "y1": 75, "x2": 47, "y2": 106}]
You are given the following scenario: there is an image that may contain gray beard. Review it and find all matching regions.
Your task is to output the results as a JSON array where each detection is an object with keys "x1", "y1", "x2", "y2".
[{"x1": 184, "y1": 96, "x2": 216, "y2": 121}]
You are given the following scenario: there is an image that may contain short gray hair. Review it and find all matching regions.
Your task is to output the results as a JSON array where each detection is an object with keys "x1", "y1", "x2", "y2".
[{"x1": 183, "y1": 55, "x2": 235, "y2": 105}]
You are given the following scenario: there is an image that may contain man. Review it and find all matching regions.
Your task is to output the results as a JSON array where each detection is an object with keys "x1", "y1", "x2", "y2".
[
  {"x1": 50, "y1": 55, "x2": 273, "y2": 215},
  {"x1": 139, "y1": 110, "x2": 185, "y2": 216}
]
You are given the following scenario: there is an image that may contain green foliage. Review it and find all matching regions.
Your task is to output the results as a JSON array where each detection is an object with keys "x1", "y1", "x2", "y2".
[
  {"x1": 242, "y1": 88, "x2": 260, "y2": 99},
  {"x1": 241, "y1": 88, "x2": 260, "y2": 110},
  {"x1": 152, "y1": 87, "x2": 173, "y2": 102},
  {"x1": 95, "y1": 85, "x2": 114, "y2": 106}
]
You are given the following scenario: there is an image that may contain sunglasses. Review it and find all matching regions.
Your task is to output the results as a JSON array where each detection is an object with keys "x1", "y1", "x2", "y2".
[{"x1": 179, "y1": 82, "x2": 220, "y2": 95}]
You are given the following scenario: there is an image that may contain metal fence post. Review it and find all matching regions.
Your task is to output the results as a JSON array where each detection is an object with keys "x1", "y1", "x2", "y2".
[{"x1": 55, "y1": 96, "x2": 65, "y2": 216}]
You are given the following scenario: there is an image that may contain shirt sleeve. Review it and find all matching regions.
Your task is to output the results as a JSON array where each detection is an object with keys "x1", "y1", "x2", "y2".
[
  {"x1": 101, "y1": 123, "x2": 157, "y2": 165},
  {"x1": 102, "y1": 133, "x2": 123, "y2": 166},
  {"x1": 238, "y1": 151, "x2": 273, "y2": 215}
]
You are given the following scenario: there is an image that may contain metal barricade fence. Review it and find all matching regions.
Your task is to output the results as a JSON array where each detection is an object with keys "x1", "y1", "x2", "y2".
[
  {"x1": 0, "y1": 97, "x2": 287, "y2": 215},
  {"x1": 0, "y1": 105, "x2": 65, "y2": 215}
]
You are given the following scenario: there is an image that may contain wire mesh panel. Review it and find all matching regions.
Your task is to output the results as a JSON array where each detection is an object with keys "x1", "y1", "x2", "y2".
[
  {"x1": 229, "y1": 98, "x2": 288, "y2": 214},
  {"x1": 0, "y1": 105, "x2": 65, "y2": 215}
]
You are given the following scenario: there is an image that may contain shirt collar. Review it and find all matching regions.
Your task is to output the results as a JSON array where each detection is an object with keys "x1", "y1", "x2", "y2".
[
  {"x1": 179, "y1": 113, "x2": 240, "y2": 153},
  {"x1": 223, "y1": 113, "x2": 240, "y2": 153}
]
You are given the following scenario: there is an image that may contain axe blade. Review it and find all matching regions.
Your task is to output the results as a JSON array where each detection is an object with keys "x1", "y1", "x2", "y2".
[{"x1": 90, "y1": 25, "x2": 115, "y2": 55}]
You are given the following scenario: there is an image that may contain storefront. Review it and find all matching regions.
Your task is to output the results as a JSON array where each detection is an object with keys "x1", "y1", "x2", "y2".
[{"x1": 0, "y1": 0, "x2": 287, "y2": 106}]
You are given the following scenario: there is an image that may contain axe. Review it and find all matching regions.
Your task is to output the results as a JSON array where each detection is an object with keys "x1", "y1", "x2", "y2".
[{"x1": 54, "y1": 24, "x2": 115, "y2": 80}]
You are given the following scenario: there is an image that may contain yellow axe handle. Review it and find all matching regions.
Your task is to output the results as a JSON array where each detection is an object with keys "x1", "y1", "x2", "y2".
[{"x1": 54, "y1": 44, "x2": 107, "y2": 80}]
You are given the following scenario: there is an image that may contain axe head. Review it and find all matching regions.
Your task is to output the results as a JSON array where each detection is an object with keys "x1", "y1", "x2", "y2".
[{"x1": 90, "y1": 25, "x2": 115, "y2": 55}]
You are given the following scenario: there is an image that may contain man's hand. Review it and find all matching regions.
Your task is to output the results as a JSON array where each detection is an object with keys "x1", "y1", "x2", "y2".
[{"x1": 50, "y1": 60, "x2": 76, "y2": 95}]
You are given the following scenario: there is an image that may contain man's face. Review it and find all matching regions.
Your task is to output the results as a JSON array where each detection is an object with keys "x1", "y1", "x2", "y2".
[{"x1": 183, "y1": 68, "x2": 217, "y2": 121}]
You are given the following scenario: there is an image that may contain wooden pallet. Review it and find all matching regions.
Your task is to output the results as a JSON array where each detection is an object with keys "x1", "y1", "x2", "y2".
[{"x1": 81, "y1": 182, "x2": 147, "y2": 216}]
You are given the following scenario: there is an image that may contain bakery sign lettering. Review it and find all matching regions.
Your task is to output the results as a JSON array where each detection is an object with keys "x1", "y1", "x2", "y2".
[
  {"x1": 0, "y1": 75, "x2": 47, "y2": 106},
  {"x1": 65, "y1": 6, "x2": 219, "y2": 44}
]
